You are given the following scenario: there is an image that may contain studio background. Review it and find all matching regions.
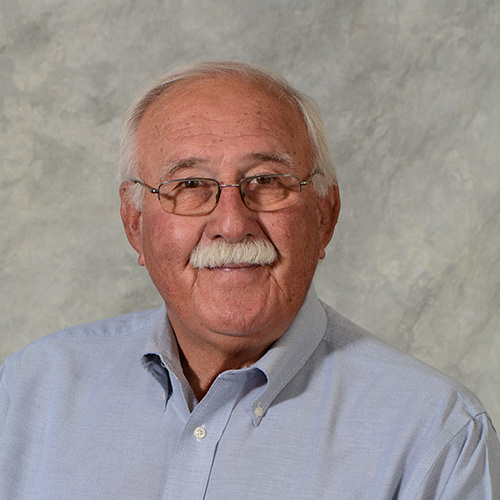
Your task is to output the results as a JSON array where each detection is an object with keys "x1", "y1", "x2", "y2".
[{"x1": 1, "y1": 0, "x2": 499, "y2": 426}]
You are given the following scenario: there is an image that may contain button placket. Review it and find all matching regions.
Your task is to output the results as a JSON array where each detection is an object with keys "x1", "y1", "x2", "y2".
[{"x1": 163, "y1": 371, "x2": 255, "y2": 500}]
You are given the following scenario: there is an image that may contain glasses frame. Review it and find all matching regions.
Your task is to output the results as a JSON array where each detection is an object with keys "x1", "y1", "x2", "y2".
[{"x1": 133, "y1": 169, "x2": 320, "y2": 216}]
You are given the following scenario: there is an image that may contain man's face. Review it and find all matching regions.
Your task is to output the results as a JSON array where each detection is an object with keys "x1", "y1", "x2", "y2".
[{"x1": 121, "y1": 76, "x2": 338, "y2": 357}]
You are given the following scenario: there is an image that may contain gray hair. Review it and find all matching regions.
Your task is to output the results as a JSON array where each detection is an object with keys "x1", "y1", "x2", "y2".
[{"x1": 118, "y1": 60, "x2": 337, "y2": 210}]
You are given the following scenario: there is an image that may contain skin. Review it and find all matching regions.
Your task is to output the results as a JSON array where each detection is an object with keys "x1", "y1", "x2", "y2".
[{"x1": 120, "y1": 75, "x2": 340, "y2": 400}]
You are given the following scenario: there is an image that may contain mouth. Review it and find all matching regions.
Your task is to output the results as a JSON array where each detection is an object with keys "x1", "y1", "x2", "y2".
[
  {"x1": 199, "y1": 262, "x2": 265, "y2": 271},
  {"x1": 214, "y1": 262, "x2": 261, "y2": 270}
]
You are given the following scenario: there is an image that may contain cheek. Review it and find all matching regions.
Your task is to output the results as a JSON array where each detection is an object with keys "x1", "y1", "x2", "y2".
[
  {"x1": 140, "y1": 209, "x2": 204, "y2": 270},
  {"x1": 274, "y1": 205, "x2": 321, "y2": 253},
  {"x1": 262, "y1": 210, "x2": 322, "y2": 284},
  {"x1": 140, "y1": 220, "x2": 203, "y2": 304}
]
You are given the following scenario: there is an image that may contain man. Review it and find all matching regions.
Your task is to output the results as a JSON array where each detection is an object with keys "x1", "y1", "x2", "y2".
[{"x1": 0, "y1": 60, "x2": 498, "y2": 499}]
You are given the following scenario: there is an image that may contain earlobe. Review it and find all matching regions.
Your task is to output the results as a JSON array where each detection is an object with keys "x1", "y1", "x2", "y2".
[
  {"x1": 318, "y1": 184, "x2": 340, "y2": 259},
  {"x1": 119, "y1": 183, "x2": 145, "y2": 266}
]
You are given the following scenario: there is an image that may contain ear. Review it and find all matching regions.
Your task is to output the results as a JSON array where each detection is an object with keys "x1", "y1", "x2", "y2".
[
  {"x1": 317, "y1": 183, "x2": 340, "y2": 260},
  {"x1": 119, "y1": 183, "x2": 146, "y2": 266}
]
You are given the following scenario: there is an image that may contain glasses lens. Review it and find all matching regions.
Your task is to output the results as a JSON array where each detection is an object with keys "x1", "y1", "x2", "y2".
[
  {"x1": 241, "y1": 174, "x2": 301, "y2": 211},
  {"x1": 158, "y1": 178, "x2": 219, "y2": 215}
]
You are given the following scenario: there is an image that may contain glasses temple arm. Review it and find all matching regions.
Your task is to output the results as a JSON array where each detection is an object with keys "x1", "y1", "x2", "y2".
[{"x1": 133, "y1": 179, "x2": 159, "y2": 194}]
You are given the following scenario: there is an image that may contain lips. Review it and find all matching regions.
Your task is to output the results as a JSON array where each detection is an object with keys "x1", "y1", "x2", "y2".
[
  {"x1": 211, "y1": 262, "x2": 260, "y2": 270},
  {"x1": 195, "y1": 260, "x2": 263, "y2": 271}
]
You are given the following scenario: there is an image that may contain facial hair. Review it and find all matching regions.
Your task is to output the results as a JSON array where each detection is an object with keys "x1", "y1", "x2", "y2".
[{"x1": 190, "y1": 239, "x2": 277, "y2": 269}]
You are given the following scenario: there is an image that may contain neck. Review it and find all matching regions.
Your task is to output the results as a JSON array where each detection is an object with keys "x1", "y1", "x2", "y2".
[{"x1": 175, "y1": 332, "x2": 275, "y2": 402}]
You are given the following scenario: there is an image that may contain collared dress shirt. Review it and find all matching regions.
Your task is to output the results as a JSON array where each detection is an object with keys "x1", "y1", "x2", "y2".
[{"x1": 1, "y1": 286, "x2": 499, "y2": 499}]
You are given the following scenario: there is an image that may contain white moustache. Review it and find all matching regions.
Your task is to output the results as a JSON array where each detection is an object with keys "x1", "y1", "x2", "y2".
[{"x1": 190, "y1": 239, "x2": 278, "y2": 270}]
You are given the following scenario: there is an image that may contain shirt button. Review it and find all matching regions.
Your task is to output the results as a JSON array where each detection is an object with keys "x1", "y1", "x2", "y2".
[
  {"x1": 254, "y1": 405, "x2": 263, "y2": 417},
  {"x1": 193, "y1": 426, "x2": 207, "y2": 440}
]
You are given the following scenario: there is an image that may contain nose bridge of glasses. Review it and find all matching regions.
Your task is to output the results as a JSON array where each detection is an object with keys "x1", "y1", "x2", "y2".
[{"x1": 216, "y1": 182, "x2": 247, "y2": 204}]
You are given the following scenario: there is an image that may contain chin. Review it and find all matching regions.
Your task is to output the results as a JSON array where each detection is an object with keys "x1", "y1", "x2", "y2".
[{"x1": 199, "y1": 303, "x2": 275, "y2": 337}]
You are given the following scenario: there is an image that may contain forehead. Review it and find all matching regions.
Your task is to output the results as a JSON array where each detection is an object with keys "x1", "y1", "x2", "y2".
[{"x1": 134, "y1": 75, "x2": 312, "y2": 171}]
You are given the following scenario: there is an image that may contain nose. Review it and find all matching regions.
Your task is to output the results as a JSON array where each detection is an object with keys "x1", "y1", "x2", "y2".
[
  {"x1": 204, "y1": 184, "x2": 260, "y2": 243},
  {"x1": 215, "y1": 183, "x2": 246, "y2": 206}
]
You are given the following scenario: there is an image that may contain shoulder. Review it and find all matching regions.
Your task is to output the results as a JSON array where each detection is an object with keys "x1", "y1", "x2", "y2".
[
  {"x1": 318, "y1": 300, "x2": 488, "y2": 421},
  {"x1": 1, "y1": 308, "x2": 161, "y2": 380},
  {"x1": 315, "y1": 301, "x2": 500, "y2": 494}
]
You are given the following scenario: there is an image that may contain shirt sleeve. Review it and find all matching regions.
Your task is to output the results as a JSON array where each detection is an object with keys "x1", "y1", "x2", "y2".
[
  {"x1": 0, "y1": 359, "x2": 12, "y2": 431},
  {"x1": 0, "y1": 357, "x2": 16, "y2": 499},
  {"x1": 414, "y1": 413, "x2": 500, "y2": 499}
]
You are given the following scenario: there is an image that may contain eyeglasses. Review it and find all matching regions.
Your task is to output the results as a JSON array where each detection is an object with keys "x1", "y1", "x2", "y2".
[{"x1": 133, "y1": 170, "x2": 320, "y2": 216}]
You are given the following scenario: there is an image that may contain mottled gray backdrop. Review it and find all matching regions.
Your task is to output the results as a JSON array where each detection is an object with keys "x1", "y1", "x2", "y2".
[{"x1": 1, "y1": 0, "x2": 499, "y2": 425}]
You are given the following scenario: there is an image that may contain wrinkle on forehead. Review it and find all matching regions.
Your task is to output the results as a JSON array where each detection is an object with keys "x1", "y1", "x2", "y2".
[
  {"x1": 157, "y1": 151, "x2": 296, "y2": 181},
  {"x1": 135, "y1": 75, "x2": 312, "y2": 180}
]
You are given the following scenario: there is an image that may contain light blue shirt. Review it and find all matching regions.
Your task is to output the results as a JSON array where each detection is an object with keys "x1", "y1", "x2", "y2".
[{"x1": 1, "y1": 286, "x2": 499, "y2": 499}]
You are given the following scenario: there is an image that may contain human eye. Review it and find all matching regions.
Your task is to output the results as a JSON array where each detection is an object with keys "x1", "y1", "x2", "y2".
[
  {"x1": 248, "y1": 174, "x2": 279, "y2": 185},
  {"x1": 160, "y1": 178, "x2": 214, "y2": 197},
  {"x1": 158, "y1": 177, "x2": 216, "y2": 215},
  {"x1": 171, "y1": 178, "x2": 216, "y2": 191},
  {"x1": 180, "y1": 178, "x2": 205, "y2": 188}
]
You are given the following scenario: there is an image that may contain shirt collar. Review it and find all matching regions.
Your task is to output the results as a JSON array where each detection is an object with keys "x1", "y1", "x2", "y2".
[
  {"x1": 142, "y1": 304, "x2": 198, "y2": 409},
  {"x1": 142, "y1": 283, "x2": 327, "y2": 425},
  {"x1": 250, "y1": 283, "x2": 327, "y2": 424}
]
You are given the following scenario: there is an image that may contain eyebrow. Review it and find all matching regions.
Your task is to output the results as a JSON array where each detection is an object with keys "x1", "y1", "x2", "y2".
[
  {"x1": 158, "y1": 158, "x2": 207, "y2": 180},
  {"x1": 247, "y1": 152, "x2": 294, "y2": 168},
  {"x1": 157, "y1": 151, "x2": 295, "y2": 180}
]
